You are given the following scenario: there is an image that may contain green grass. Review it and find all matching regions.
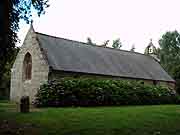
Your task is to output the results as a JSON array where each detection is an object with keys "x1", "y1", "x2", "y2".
[{"x1": 1, "y1": 101, "x2": 180, "y2": 135}]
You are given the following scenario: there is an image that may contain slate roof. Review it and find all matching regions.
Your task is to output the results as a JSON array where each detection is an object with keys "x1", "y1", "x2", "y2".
[{"x1": 36, "y1": 32, "x2": 175, "y2": 82}]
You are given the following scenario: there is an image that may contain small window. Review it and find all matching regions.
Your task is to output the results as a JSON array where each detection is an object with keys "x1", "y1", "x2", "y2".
[
  {"x1": 73, "y1": 74, "x2": 80, "y2": 78},
  {"x1": 23, "y1": 52, "x2": 32, "y2": 80},
  {"x1": 153, "y1": 80, "x2": 158, "y2": 86},
  {"x1": 140, "y1": 81, "x2": 144, "y2": 85}
]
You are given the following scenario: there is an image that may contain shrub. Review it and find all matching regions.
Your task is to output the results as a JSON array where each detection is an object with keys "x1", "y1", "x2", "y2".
[{"x1": 34, "y1": 78, "x2": 180, "y2": 107}]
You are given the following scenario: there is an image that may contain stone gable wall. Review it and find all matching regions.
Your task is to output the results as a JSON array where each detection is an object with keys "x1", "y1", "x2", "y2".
[{"x1": 10, "y1": 27, "x2": 49, "y2": 103}]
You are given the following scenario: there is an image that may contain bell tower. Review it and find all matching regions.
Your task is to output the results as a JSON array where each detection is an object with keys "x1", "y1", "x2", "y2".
[{"x1": 144, "y1": 39, "x2": 160, "y2": 62}]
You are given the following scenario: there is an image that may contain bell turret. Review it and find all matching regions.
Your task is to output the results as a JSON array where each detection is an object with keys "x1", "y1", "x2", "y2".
[{"x1": 144, "y1": 39, "x2": 160, "y2": 62}]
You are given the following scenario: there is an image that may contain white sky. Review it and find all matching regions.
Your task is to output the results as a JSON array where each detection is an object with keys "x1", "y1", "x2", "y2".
[{"x1": 17, "y1": 0, "x2": 180, "y2": 53}]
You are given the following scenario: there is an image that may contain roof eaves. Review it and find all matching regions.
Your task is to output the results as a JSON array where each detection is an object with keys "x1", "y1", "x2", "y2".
[{"x1": 51, "y1": 68, "x2": 176, "y2": 83}]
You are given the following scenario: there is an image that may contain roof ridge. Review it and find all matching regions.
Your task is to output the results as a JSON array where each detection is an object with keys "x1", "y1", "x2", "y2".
[{"x1": 35, "y1": 32, "x2": 147, "y2": 57}]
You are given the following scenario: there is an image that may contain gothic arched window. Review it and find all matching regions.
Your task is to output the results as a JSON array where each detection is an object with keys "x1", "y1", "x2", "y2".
[{"x1": 23, "y1": 52, "x2": 32, "y2": 80}]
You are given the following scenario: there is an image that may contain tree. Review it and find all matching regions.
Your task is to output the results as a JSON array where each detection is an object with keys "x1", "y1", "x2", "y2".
[
  {"x1": 158, "y1": 30, "x2": 180, "y2": 93},
  {"x1": 0, "y1": 47, "x2": 19, "y2": 99},
  {"x1": 8, "y1": 0, "x2": 49, "y2": 56},
  {"x1": 112, "y1": 38, "x2": 122, "y2": 49},
  {"x1": 86, "y1": 37, "x2": 96, "y2": 45},
  {"x1": 130, "y1": 44, "x2": 135, "y2": 52},
  {"x1": 102, "y1": 40, "x2": 109, "y2": 47},
  {"x1": 0, "y1": 0, "x2": 49, "y2": 99}
]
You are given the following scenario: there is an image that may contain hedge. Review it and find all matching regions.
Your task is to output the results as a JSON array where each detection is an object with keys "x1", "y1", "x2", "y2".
[{"x1": 34, "y1": 78, "x2": 180, "y2": 107}]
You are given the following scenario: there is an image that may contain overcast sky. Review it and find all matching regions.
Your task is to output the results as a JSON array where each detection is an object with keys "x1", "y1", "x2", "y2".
[{"x1": 17, "y1": 0, "x2": 180, "y2": 53}]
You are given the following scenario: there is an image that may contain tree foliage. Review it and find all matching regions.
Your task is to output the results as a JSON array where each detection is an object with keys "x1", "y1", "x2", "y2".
[
  {"x1": 130, "y1": 44, "x2": 135, "y2": 52},
  {"x1": 8, "y1": 0, "x2": 49, "y2": 51},
  {"x1": 101, "y1": 40, "x2": 109, "y2": 46},
  {"x1": 86, "y1": 37, "x2": 122, "y2": 49},
  {"x1": 0, "y1": 47, "x2": 19, "y2": 99},
  {"x1": 86, "y1": 37, "x2": 96, "y2": 45},
  {"x1": 112, "y1": 38, "x2": 122, "y2": 49},
  {"x1": 159, "y1": 30, "x2": 180, "y2": 92}
]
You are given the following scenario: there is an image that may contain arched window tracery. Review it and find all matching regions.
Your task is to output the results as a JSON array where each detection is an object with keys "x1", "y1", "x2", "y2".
[{"x1": 23, "y1": 53, "x2": 32, "y2": 80}]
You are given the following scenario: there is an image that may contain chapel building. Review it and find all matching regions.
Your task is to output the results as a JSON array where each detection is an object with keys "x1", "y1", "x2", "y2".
[{"x1": 10, "y1": 25, "x2": 175, "y2": 102}]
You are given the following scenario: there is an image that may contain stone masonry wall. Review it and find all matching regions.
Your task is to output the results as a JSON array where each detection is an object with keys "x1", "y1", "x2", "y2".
[
  {"x1": 10, "y1": 27, "x2": 49, "y2": 103},
  {"x1": 49, "y1": 71, "x2": 175, "y2": 89}
]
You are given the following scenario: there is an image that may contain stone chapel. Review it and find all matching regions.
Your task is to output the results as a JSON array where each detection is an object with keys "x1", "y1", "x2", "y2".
[{"x1": 10, "y1": 25, "x2": 175, "y2": 102}]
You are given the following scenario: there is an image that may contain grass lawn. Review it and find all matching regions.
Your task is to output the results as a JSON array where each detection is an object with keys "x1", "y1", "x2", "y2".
[{"x1": 1, "y1": 101, "x2": 180, "y2": 135}]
